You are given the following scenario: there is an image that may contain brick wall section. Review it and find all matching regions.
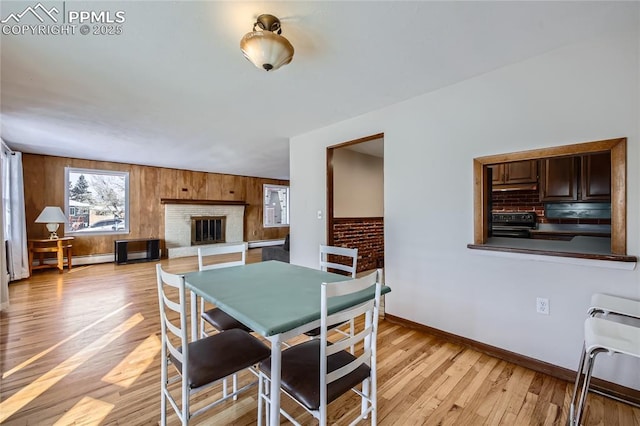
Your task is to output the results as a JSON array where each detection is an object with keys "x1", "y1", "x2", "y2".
[
  {"x1": 333, "y1": 217, "x2": 384, "y2": 272},
  {"x1": 491, "y1": 190, "x2": 545, "y2": 220},
  {"x1": 491, "y1": 190, "x2": 610, "y2": 225}
]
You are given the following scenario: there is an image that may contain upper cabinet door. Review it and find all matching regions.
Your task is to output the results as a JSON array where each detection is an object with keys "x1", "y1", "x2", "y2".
[
  {"x1": 581, "y1": 152, "x2": 611, "y2": 201},
  {"x1": 540, "y1": 157, "x2": 579, "y2": 201},
  {"x1": 489, "y1": 164, "x2": 505, "y2": 185},
  {"x1": 504, "y1": 160, "x2": 538, "y2": 184},
  {"x1": 490, "y1": 160, "x2": 537, "y2": 189},
  {"x1": 540, "y1": 153, "x2": 611, "y2": 202}
]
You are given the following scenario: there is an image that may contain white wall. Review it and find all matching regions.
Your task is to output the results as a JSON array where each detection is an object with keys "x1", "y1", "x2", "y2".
[
  {"x1": 333, "y1": 148, "x2": 383, "y2": 217},
  {"x1": 290, "y1": 28, "x2": 640, "y2": 389}
]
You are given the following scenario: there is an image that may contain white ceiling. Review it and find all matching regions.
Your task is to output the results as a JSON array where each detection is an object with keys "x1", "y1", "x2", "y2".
[
  {"x1": 1, "y1": 1, "x2": 636, "y2": 179},
  {"x1": 344, "y1": 138, "x2": 384, "y2": 158}
]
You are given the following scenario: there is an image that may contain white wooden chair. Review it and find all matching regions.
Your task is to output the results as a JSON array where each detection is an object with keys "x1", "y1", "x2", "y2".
[
  {"x1": 156, "y1": 264, "x2": 270, "y2": 425},
  {"x1": 257, "y1": 269, "x2": 383, "y2": 426},
  {"x1": 197, "y1": 243, "x2": 251, "y2": 398},
  {"x1": 198, "y1": 243, "x2": 250, "y2": 339},
  {"x1": 319, "y1": 244, "x2": 358, "y2": 278},
  {"x1": 304, "y1": 245, "x2": 358, "y2": 340}
]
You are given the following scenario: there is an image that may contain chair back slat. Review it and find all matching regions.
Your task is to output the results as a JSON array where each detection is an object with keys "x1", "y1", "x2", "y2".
[
  {"x1": 326, "y1": 349, "x2": 372, "y2": 384},
  {"x1": 319, "y1": 245, "x2": 357, "y2": 278},
  {"x1": 326, "y1": 300, "x2": 372, "y2": 328},
  {"x1": 198, "y1": 243, "x2": 247, "y2": 271},
  {"x1": 165, "y1": 320, "x2": 183, "y2": 341},
  {"x1": 326, "y1": 325, "x2": 372, "y2": 356},
  {"x1": 162, "y1": 293, "x2": 182, "y2": 314},
  {"x1": 166, "y1": 340, "x2": 183, "y2": 363},
  {"x1": 158, "y1": 265, "x2": 184, "y2": 288}
]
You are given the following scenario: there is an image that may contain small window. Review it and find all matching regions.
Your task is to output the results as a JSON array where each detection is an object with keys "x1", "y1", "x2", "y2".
[
  {"x1": 263, "y1": 184, "x2": 289, "y2": 227},
  {"x1": 65, "y1": 167, "x2": 129, "y2": 235}
]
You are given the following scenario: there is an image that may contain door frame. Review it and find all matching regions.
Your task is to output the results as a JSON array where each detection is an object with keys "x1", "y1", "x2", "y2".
[{"x1": 326, "y1": 132, "x2": 384, "y2": 245}]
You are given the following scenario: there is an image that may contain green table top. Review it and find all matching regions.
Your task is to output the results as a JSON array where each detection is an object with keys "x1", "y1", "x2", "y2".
[{"x1": 184, "y1": 261, "x2": 390, "y2": 337}]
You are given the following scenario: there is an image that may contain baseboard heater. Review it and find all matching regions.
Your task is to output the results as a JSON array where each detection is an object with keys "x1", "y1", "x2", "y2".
[
  {"x1": 32, "y1": 251, "x2": 153, "y2": 267},
  {"x1": 248, "y1": 239, "x2": 285, "y2": 249}
]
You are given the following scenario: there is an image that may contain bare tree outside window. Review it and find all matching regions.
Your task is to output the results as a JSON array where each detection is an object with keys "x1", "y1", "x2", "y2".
[{"x1": 65, "y1": 167, "x2": 129, "y2": 234}]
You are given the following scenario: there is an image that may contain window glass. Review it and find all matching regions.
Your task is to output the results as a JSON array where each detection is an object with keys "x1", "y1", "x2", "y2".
[
  {"x1": 263, "y1": 184, "x2": 289, "y2": 227},
  {"x1": 65, "y1": 168, "x2": 129, "y2": 235}
]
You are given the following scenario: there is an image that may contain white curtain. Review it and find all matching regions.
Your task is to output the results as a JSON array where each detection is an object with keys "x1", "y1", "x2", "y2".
[
  {"x1": 2, "y1": 142, "x2": 29, "y2": 295},
  {"x1": 0, "y1": 148, "x2": 8, "y2": 311}
]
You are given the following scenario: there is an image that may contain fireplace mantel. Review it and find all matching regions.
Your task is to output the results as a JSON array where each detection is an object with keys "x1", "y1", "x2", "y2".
[{"x1": 161, "y1": 199, "x2": 248, "y2": 206}]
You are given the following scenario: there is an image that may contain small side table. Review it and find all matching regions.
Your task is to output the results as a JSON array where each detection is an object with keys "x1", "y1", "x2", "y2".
[{"x1": 28, "y1": 237, "x2": 74, "y2": 275}]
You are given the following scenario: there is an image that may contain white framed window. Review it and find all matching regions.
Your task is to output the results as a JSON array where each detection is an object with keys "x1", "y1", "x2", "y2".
[
  {"x1": 263, "y1": 184, "x2": 289, "y2": 227},
  {"x1": 65, "y1": 167, "x2": 129, "y2": 235}
]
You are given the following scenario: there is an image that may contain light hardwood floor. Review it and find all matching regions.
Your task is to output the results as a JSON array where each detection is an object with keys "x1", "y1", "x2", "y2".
[{"x1": 1, "y1": 249, "x2": 639, "y2": 425}]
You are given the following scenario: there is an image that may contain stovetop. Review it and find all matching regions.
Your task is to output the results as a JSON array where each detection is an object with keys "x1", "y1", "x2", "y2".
[{"x1": 492, "y1": 212, "x2": 537, "y2": 228}]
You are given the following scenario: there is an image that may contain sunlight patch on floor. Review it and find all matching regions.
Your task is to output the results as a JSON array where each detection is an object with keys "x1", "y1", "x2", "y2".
[
  {"x1": 102, "y1": 334, "x2": 160, "y2": 388},
  {"x1": 2, "y1": 303, "x2": 133, "y2": 379},
  {"x1": 52, "y1": 396, "x2": 114, "y2": 426},
  {"x1": 0, "y1": 313, "x2": 143, "y2": 423},
  {"x1": 56, "y1": 275, "x2": 64, "y2": 299}
]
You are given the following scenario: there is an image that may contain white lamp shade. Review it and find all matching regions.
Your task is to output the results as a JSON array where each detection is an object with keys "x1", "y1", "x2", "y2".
[
  {"x1": 35, "y1": 206, "x2": 67, "y2": 224},
  {"x1": 240, "y1": 31, "x2": 294, "y2": 71}
]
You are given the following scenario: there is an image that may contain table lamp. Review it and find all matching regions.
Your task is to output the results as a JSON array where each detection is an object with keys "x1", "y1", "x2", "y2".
[{"x1": 35, "y1": 206, "x2": 67, "y2": 239}]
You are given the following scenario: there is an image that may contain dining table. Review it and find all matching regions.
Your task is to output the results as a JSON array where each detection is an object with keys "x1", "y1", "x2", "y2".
[{"x1": 184, "y1": 260, "x2": 390, "y2": 425}]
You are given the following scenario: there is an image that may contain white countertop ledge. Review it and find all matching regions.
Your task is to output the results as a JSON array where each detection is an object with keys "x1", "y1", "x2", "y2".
[{"x1": 469, "y1": 247, "x2": 636, "y2": 270}]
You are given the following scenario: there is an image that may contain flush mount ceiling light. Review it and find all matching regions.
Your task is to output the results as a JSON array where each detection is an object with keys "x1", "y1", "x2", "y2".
[{"x1": 240, "y1": 14, "x2": 294, "y2": 71}]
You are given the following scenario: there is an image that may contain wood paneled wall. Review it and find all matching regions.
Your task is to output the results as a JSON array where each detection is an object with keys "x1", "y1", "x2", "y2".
[{"x1": 22, "y1": 154, "x2": 289, "y2": 257}]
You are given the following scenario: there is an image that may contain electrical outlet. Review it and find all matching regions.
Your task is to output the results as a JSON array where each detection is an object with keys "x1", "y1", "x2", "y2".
[{"x1": 536, "y1": 297, "x2": 550, "y2": 315}]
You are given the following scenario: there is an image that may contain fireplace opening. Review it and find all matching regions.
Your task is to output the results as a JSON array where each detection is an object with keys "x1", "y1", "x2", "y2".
[{"x1": 191, "y1": 216, "x2": 226, "y2": 245}]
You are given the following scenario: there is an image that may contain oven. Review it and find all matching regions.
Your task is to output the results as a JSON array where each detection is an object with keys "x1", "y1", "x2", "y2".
[{"x1": 491, "y1": 212, "x2": 537, "y2": 238}]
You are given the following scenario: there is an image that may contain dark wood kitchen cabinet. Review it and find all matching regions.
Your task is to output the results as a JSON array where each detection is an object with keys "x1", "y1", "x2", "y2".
[
  {"x1": 581, "y1": 152, "x2": 611, "y2": 201},
  {"x1": 539, "y1": 153, "x2": 610, "y2": 202},
  {"x1": 490, "y1": 160, "x2": 538, "y2": 188}
]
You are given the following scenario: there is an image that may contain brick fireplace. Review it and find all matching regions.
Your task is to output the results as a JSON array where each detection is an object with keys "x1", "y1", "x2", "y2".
[{"x1": 163, "y1": 201, "x2": 245, "y2": 258}]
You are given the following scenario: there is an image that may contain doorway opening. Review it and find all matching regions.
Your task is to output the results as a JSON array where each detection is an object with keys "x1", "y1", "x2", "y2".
[{"x1": 326, "y1": 133, "x2": 384, "y2": 273}]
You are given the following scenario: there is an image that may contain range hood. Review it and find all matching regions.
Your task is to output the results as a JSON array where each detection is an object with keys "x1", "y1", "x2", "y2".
[{"x1": 492, "y1": 182, "x2": 538, "y2": 192}]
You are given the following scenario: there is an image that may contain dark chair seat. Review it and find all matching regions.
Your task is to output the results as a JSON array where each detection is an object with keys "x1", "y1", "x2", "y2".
[
  {"x1": 171, "y1": 329, "x2": 269, "y2": 389},
  {"x1": 303, "y1": 322, "x2": 346, "y2": 337},
  {"x1": 202, "y1": 307, "x2": 252, "y2": 332},
  {"x1": 259, "y1": 340, "x2": 371, "y2": 411}
]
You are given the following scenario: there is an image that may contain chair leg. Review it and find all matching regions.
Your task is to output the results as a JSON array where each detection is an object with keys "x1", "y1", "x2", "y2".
[
  {"x1": 350, "y1": 318, "x2": 355, "y2": 354},
  {"x1": 362, "y1": 378, "x2": 370, "y2": 419},
  {"x1": 233, "y1": 373, "x2": 238, "y2": 400},
  {"x1": 569, "y1": 342, "x2": 587, "y2": 425},
  {"x1": 259, "y1": 372, "x2": 270, "y2": 426},
  {"x1": 574, "y1": 351, "x2": 598, "y2": 426},
  {"x1": 160, "y1": 390, "x2": 167, "y2": 426},
  {"x1": 371, "y1": 373, "x2": 377, "y2": 425},
  {"x1": 182, "y1": 375, "x2": 189, "y2": 426},
  {"x1": 258, "y1": 372, "x2": 263, "y2": 426},
  {"x1": 199, "y1": 297, "x2": 206, "y2": 339},
  {"x1": 258, "y1": 372, "x2": 269, "y2": 426},
  {"x1": 223, "y1": 378, "x2": 229, "y2": 398},
  {"x1": 160, "y1": 348, "x2": 168, "y2": 426}
]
